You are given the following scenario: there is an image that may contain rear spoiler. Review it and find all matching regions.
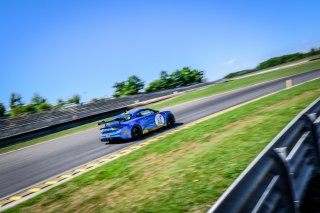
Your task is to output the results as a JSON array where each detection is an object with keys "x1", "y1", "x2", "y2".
[{"x1": 98, "y1": 120, "x2": 122, "y2": 127}]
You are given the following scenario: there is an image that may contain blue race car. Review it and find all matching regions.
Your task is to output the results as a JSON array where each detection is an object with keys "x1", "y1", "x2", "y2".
[{"x1": 98, "y1": 108, "x2": 175, "y2": 142}]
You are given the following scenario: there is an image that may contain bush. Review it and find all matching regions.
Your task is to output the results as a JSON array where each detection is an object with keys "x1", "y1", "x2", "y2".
[
  {"x1": 9, "y1": 104, "x2": 38, "y2": 117},
  {"x1": 24, "y1": 104, "x2": 38, "y2": 113},
  {"x1": 225, "y1": 69, "x2": 256, "y2": 79},
  {"x1": 256, "y1": 53, "x2": 305, "y2": 70},
  {"x1": 37, "y1": 103, "x2": 53, "y2": 111},
  {"x1": 9, "y1": 107, "x2": 25, "y2": 117}
]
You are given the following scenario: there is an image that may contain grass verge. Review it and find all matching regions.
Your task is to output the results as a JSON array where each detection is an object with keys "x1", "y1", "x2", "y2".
[
  {"x1": 1, "y1": 60, "x2": 320, "y2": 155},
  {"x1": 5, "y1": 78, "x2": 320, "y2": 213}
]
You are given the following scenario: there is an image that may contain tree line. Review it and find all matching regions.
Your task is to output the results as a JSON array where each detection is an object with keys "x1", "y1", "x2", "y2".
[
  {"x1": 225, "y1": 47, "x2": 320, "y2": 79},
  {"x1": 113, "y1": 67, "x2": 204, "y2": 97},
  {"x1": 0, "y1": 93, "x2": 81, "y2": 117}
]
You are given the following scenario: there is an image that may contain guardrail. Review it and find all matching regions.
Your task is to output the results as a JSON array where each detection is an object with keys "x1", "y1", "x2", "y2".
[{"x1": 208, "y1": 98, "x2": 320, "y2": 213}]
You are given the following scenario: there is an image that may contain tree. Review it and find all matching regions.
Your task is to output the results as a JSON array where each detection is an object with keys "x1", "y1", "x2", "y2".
[
  {"x1": 0, "y1": 103, "x2": 5, "y2": 117},
  {"x1": 190, "y1": 68, "x2": 204, "y2": 83},
  {"x1": 160, "y1": 70, "x2": 169, "y2": 80},
  {"x1": 57, "y1": 98, "x2": 65, "y2": 107},
  {"x1": 159, "y1": 71, "x2": 172, "y2": 89},
  {"x1": 68, "y1": 95, "x2": 81, "y2": 104},
  {"x1": 145, "y1": 80, "x2": 162, "y2": 93},
  {"x1": 113, "y1": 75, "x2": 144, "y2": 97},
  {"x1": 31, "y1": 93, "x2": 46, "y2": 105},
  {"x1": 308, "y1": 47, "x2": 320, "y2": 56},
  {"x1": 9, "y1": 93, "x2": 23, "y2": 109},
  {"x1": 124, "y1": 75, "x2": 144, "y2": 95},
  {"x1": 90, "y1": 98, "x2": 100, "y2": 103},
  {"x1": 113, "y1": 81, "x2": 126, "y2": 97}
]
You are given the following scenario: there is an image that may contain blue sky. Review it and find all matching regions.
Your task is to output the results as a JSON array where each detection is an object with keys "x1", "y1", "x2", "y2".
[{"x1": 1, "y1": 0, "x2": 319, "y2": 107}]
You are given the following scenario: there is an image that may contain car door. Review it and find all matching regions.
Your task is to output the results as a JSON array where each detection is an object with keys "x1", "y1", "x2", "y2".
[{"x1": 137, "y1": 109, "x2": 157, "y2": 130}]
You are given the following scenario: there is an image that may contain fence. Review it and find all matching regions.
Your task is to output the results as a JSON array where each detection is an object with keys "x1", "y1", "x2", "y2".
[{"x1": 208, "y1": 98, "x2": 320, "y2": 213}]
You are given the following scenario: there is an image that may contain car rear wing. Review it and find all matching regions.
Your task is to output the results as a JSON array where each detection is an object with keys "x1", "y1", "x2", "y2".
[{"x1": 98, "y1": 120, "x2": 122, "y2": 129}]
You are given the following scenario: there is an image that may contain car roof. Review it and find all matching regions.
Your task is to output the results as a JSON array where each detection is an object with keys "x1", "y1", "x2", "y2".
[{"x1": 126, "y1": 108, "x2": 152, "y2": 115}]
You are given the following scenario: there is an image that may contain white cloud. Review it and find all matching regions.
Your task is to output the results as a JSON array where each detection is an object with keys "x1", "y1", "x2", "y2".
[{"x1": 225, "y1": 58, "x2": 236, "y2": 65}]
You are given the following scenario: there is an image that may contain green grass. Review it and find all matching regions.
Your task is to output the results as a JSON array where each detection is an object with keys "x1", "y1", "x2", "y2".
[
  {"x1": 5, "y1": 78, "x2": 320, "y2": 213},
  {"x1": 1, "y1": 59, "x2": 320, "y2": 155}
]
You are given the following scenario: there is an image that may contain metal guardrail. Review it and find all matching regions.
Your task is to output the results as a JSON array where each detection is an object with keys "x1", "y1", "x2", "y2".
[{"x1": 208, "y1": 98, "x2": 320, "y2": 213}]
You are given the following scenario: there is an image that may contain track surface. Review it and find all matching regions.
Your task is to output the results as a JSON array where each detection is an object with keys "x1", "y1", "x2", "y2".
[{"x1": 0, "y1": 69, "x2": 320, "y2": 199}]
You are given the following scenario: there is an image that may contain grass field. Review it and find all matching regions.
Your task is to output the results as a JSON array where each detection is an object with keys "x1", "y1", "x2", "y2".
[
  {"x1": 1, "y1": 59, "x2": 320, "y2": 155},
  {"x1": 5, "y1": 78, "x2": 320, "y2": 212}
]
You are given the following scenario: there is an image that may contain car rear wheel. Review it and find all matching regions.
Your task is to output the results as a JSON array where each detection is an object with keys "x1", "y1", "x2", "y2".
[
  {"x1": 166, "y1": 114, "x2": 175, "y2": 127},
  {"x1": 131, "y1": 125, "x2": 142, "y2": 139}
]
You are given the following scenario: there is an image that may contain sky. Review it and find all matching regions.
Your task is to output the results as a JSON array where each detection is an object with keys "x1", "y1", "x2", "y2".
[{"x1": 1, "y1": 0, "x2": 320, "y2": 108}]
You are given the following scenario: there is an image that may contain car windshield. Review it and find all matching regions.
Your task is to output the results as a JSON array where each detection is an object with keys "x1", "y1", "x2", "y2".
[{"x1": 114, "y1": 113, "x2": 132, "y2": 121}]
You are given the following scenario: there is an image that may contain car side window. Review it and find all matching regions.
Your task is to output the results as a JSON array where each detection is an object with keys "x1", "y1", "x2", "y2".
[{"x1": 137, "y1": 109, "x2": 155, "y2": 116}]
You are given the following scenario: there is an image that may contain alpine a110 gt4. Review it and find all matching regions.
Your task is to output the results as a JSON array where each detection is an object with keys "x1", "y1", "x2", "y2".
[{"x1": 98, "y1": 108, "x2": 175, "y2": 142}]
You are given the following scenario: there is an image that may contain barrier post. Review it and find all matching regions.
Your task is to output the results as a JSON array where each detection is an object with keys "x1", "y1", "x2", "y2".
[{"x1": 286, "y1": 79, "x2": 293, "y2": 88}]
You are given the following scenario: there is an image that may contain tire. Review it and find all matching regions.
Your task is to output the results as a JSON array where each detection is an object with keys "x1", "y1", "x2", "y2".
[
  {"x1": 131, "y1": 125, "x2": 142, "y2": 140},
  {"x1": 166, "y1": 114, "x2": 175, "y2": 127}
]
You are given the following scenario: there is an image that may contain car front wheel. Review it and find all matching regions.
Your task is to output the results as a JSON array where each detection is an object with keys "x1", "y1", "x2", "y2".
[{"x1": 166, "y1": 114, "x2": 175, "y2": 127}]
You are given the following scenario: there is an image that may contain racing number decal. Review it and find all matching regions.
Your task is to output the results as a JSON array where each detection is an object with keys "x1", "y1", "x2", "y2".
[{"x1": 155, "y1": 114, "x2": 165, "y2": 126}]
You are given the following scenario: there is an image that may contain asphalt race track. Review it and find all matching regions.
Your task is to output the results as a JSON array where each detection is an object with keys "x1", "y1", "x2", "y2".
[{"x1": 0, "y1": 69, "x2": 320, "y2": 199}]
